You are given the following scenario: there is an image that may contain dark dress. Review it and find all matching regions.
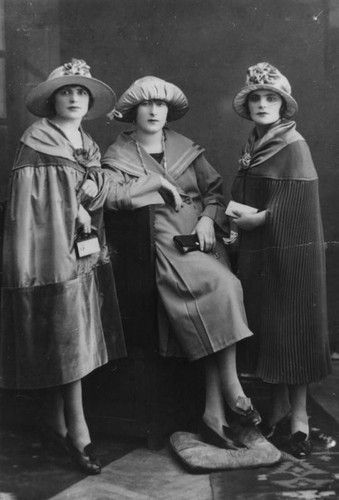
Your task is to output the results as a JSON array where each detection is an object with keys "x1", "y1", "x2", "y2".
[{"x1": 231, "y1": 120, "x2": 331, "y2": 384}]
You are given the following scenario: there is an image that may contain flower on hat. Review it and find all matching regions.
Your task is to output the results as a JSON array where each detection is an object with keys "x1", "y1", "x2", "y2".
[
  {"x1": 62, "y1": 59, "x2": 91, "y2": 77},
  {"x1": 246, "y1": 62, "x2": 279, "y2": 86},
  {"x1": 25, "y1": 58, "x2": 116, "y2": 119},
  {"x1": 232, "y1": 62, "x2": 298, "y2": 120}
]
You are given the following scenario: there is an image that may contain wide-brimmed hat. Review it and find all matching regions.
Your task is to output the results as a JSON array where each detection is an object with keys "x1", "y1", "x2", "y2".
[
  {"x1": 233, "y1": 62, "x2": 298, "y2": 120},
  {"x1": 26, "y1": 58, "x2": 116, "y2": 120},
  {"x1": 110, "y1": 76, "x2": 189, "y2": 122}
]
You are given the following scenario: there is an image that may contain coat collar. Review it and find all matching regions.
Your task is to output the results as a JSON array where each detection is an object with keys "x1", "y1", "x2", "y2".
[{"x1": 102, "y1": 128, "x2": 204, "y2": 180}]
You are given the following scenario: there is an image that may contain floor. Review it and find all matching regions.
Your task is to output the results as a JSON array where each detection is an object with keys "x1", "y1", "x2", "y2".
[{"x1": 1, "y1": 363, "x2": 339, "y2": 500}]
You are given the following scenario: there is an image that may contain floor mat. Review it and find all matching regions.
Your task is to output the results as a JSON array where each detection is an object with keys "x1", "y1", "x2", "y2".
[
  {"x1": 211, "y1": 399, "x2": 339, "y2": 499},
  {"x1": 0, "y1": 425, "x2": 139, "y2": 500}
]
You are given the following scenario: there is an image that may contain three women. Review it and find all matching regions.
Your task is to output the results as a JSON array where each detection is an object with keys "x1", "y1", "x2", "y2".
[{"x1": 0, "y1": 58, "x2": 330, "y2": 469}]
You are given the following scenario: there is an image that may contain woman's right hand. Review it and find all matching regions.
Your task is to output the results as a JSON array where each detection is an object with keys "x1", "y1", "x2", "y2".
[
  {"x1": 78, "y1": 179, "x2": 99, "y2": 202},
  {"x1": 77, "y1": 204, "x2": 92, "y2": 234},
  {"x1": 233, "y1": 210, "x2": 267, "y2": 231},
  {"x1": 159, "y1": 177, "x2": 183, "y2": 212}
]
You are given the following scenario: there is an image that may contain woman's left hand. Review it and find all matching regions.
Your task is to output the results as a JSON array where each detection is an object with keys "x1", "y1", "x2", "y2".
[
  {"x1": 79, "y1": 180, "x2": 99, "y2": 201},
  {"x1": 193, "y1": 216, "x2": 216, "y2": 252},
  {"x1": 77, "y1": 204, "x2": 92, "y2": 234}
]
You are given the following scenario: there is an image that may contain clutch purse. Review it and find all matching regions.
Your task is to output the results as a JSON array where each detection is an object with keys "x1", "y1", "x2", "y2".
[
  {"x1": 74, "y1": 231, "x2": 100, "y2": 258},
  {"x1": 173, "y1": 234, "x2": 200, "y2": 254}
]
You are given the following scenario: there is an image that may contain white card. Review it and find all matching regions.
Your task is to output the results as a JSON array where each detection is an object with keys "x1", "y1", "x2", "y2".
[{"x1": 225, "y1": 200, "x2": 258, "y2": 217}]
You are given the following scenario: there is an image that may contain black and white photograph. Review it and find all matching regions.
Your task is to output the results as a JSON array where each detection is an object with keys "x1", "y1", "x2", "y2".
[{"x1": 0, "y1": 1, "x2": 339, "y2": 498}]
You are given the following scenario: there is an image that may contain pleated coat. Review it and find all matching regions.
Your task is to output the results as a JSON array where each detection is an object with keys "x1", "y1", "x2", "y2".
[
  {"x1": 103, "y1": 129, "x2": 253, "y2": 361},
  {"x1": 0, "y1": 119, "x2": 126, "y2": 389},
  {"x1": 231, "y1": 120, "x2": 331, "y2": 384}
]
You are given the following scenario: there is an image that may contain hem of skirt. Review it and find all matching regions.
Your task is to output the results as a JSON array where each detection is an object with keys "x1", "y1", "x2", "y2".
[
  {"x1": 0, "y1": 356, "x2": 116, "y2": 390},
  {"x1": 159, "y1": 333, "x2": 251, "y2": 362},
  {"x1": 256, "y1": 371, "x2": 332, "y2": 385}
]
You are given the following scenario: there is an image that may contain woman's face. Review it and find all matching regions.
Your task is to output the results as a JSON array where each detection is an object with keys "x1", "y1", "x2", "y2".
[
  {"x1": 53, "y1": 85, "x2": 90, "y2": 121},
  {"x1": 136, "y1": 100, "x2": 168, "y2": 134},
  {"x1": 247, "y1": 90, "x2": 283, "y2": 126}
]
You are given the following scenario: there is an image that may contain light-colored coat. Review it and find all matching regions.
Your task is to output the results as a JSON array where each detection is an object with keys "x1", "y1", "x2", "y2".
[
  {"x1": 0, "y1": 119, "x2": 126, "y2": 389},
  {"x1": 103, "y1": 129, "x2": 252, "y2": 360}
]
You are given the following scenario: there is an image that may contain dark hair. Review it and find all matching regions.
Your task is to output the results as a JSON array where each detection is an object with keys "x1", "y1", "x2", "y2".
[
  {"x1": 244, "y1": 92, "x2": 287, "y2": 119},
  {"x1": 47, "y1": 85, "x2": 94, "y2": 116}
]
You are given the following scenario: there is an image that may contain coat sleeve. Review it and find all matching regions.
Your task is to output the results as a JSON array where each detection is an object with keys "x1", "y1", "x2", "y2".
[
  {"x1": 102, "y1": 165, "x2": 165, "y2": 210},
  {"x1": 261, "y1": 143, "x2": 322, "y2": 246},
  {"x1": 192, "y1": 155, "x2": 229, "y2": 234},
  {"x1": 82, "y1": 167, "x2": 111, "y2": 212}
]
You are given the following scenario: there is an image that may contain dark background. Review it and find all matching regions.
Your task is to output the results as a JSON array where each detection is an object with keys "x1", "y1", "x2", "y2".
[{"x1": 1, "y1": 0, "x2": 339, "y2": 343}]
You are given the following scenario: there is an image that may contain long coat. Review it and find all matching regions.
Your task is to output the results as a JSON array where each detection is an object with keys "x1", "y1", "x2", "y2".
[
  {"x1": 0, "y1": 118, "x2": 126, "y2": 389},
  {"x1": 231, "y1": 120, "x2": 331, "y2": 384},
  {"x1": 103, "y1": 128, "x2": 253, "y2": 361}
]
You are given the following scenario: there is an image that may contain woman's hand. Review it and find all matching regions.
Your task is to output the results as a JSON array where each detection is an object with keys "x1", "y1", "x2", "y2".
[
  {"x1": 193, "y1": 216, "x2": 216, "y2": 252},
  {"x1": 159, "y1": 177, "x2": 183, "y2": 212},
  {"x1": 78, "y1": 179, "x2": 99, "y2": 201},
  {"x1": 77, "y1": 204, "x2": 92, "y2": 234},
  {"x1": 233, "y1": 210, "x2": 267, "y2": 231}
]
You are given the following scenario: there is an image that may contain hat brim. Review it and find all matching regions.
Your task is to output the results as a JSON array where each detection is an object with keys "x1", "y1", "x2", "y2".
[
  {"x1": 114, "y1": 77, "x2": 189, "y2": 123},
  {"x1": 25, "y1": 75, "x2": 116, "y2": 120},
  {"x1": 233, "y1": 84, "x2": 298, "y2": 120}
]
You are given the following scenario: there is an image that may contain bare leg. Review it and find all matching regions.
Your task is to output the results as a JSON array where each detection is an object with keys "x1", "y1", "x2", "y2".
[
  {"x1": 289, "y1": 384, "x2": 309, "y2": 436},
  {"x1": 203, "y1": 356, "x2": 229, "y2": 436},
  {"x1": 215, "y1": 345, "x2": 247, "y2": 410},
  {"x1": 61, "y1": 380, "x2": 91, "y2": 451}
]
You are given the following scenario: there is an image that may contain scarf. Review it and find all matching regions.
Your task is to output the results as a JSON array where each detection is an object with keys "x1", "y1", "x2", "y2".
[
  {"x1": 20, "y1": 118, "x2": 101, "y2": 168},
  {"x1": 238, "y1": 120, "x2": 304, "y2": 171}
]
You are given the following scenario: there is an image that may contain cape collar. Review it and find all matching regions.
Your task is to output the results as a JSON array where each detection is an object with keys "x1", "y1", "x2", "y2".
[
  {"x1": 20, "y1": 118, "x2": 101, "y2": 167},
  {"x1": 238, "y1": 119, "x2": 304, "y2": 170},
  {"x1": 102, "y1": 128, "x2": 204, "y2": 180}
]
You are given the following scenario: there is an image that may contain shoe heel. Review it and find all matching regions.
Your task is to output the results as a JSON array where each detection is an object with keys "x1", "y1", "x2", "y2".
[
  {"x1": 65, "y1": 434, "x2": 102, "y2": 475},
  {"x1": 200, "y1": 421, "x2": 238, "y2": 450}
]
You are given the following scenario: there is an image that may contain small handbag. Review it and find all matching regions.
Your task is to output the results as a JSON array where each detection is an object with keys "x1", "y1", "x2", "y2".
[
  {"x1": 74, "y1": 230, "x2": 100, "y2": 258},
  {"x1": 173, "y1": 234, "x2": 200, "y2": 254}
]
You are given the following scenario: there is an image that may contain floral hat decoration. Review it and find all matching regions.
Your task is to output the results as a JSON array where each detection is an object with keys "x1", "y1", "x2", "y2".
[
  {"x1": 26, "y1": 58, "x2": 116, "y2": 119},
  {"x1": 233, "y1": 62, "x2": 298, "y2": 120},
  {"x1": 109, "y1": 76, "x2": 189, "y2": 123}
]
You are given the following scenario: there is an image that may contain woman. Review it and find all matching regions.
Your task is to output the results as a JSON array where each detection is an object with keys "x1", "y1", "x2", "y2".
[
  {"x1": 230, "y1": 62, "x2": 331, "y2": 457},
  {"x1": 103, "y1": 76, "x2": 260, "y2": 449},
  {"x1": 0, "y1": 59, "x2": 126, "y2": 474}
]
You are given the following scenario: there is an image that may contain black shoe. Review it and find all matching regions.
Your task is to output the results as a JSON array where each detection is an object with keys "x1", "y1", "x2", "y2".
[
  {"x1": 261, "y1": 413, "x2": 291, "y2": 440},
  {"x1": 286, "y1": 431, "x2": 312, "y2": 458},
  {"x1": 230, "y1": 396, "x2": 262, "y2": 427},
  {"x1": 65, "y1": 434, "x2": 102, "y2": 475},
  {"x1": 199, "y1": 420, "x2": 240, "y2": 450}
]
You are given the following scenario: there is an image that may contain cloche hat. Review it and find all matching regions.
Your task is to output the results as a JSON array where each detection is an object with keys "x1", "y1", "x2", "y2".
[
  {"x1": 26, "y1": 58, "x2": 116, "y2": 119},
  {"x1": 233, "y1": 62, "x2": 298, "y2": 120},
  {"x1": 110, "y1": 76, "x2": 189, "y2": 123}
]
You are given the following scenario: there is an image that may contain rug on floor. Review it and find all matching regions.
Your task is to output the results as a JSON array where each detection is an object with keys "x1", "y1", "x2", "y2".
[{"x1": 211, "y1": 399, "x2": 339, "y2": 500}]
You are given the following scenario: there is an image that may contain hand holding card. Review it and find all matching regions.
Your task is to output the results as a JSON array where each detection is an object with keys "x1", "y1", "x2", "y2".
[{"x1": 225, "y1": 200, "x2": 258, "y2": 217}]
